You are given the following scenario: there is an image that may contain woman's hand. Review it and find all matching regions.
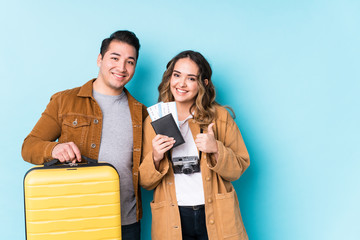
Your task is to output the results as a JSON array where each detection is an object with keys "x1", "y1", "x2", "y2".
[
  {"x1": 152, "y1": 134, "x2": 175, "y2": 169},
  {"x1": 195, "y1": 123, "x2": 219, "y2": 161}
]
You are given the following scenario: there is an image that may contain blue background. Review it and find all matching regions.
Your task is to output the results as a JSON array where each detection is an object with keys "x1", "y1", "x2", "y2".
[{"x1": 1, "y1": 0, "x2": 359, "y2": 239}]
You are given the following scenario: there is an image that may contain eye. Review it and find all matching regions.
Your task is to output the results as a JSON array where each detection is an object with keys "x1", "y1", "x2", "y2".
[
  {"x1": 189, "y1": 77, "x2": 196, "y2": 81},
  {"x1": 173, "y1": 73, "x2": 180, "y2": 77},
  {"x1": 127, "y1": 60, "x2": 135, "y2": 65},
  {"x1": 111, "y1": 57, "x2": 119, "y2": 61}
]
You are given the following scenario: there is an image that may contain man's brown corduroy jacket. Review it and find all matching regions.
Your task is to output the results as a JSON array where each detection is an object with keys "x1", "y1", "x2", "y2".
[{"x1": 22, "y1": 79, "x2": 148, "y2": 221}]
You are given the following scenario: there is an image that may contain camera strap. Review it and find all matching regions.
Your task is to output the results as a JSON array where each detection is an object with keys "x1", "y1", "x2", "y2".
[{"x1": 167, "y1": 128, "x2": 203, "y2": 160}]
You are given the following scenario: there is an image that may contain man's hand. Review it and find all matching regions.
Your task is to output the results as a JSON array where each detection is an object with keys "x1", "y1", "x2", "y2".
[{"x1": 51, "y1": 142, "x2": 82, "y2": 163}]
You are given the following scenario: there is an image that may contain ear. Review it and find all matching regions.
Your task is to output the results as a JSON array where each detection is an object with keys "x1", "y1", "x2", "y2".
[
  {"x1": 97, "y1": 54, "x2": 103, "y2": 67},
  {"x1": 204, "y1": 79, "x2": 209, "y2": 86}
]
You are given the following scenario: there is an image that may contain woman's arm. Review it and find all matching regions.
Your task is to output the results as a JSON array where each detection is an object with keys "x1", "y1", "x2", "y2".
[
  {"x1": 139, "y1": 117, "x2": 173, "y2": 190},
  {"x1": 206, "y1": 108, "x2": 250, "y2": 182}
]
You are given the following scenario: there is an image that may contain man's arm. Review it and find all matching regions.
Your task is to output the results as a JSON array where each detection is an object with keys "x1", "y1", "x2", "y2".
[{"x1": 21, "y1": 93, "x2": 81, "y2": 164}]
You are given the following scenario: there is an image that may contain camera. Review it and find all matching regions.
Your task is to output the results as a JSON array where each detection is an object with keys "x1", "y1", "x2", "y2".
[{"x1": 172, "y1": 156, "x2": 200, "y2": 174}]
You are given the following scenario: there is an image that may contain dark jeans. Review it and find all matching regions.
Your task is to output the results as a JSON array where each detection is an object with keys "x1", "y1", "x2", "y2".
[
  {"x1": 179, "y1": 205, "x2": 209, "y2": 240},
  {"x1": 121, "y1": 221, "x2": 140, "y2": 240}
]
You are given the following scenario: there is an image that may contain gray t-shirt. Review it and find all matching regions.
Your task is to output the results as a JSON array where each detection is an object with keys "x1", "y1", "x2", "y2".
[{"x1": 93, "y1": 90, "x2": 136, "y2": 225}]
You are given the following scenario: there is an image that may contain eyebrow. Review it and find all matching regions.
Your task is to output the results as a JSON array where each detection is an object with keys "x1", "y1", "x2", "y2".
[
  {"x1": 110, "y1": 52, "x2": 136, "y2": 61},
  {"x1": 173, "y1": 70, "x2": 198, "y2": 77}
]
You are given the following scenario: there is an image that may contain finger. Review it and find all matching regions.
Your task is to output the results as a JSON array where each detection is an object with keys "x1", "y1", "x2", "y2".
[
  {"x1": 195, "y1": 136, "x2": 206, "y2": 143},
  {"x1": 162, "y1": 144, "x2": 174, "y2": 153},
  {"x1": 196, "y1": 133, "x2": 204, "y2": 139},
  {"x1": 159, "y1": 140, "x2": 175, "y2": 150},
  {"x1": 69, "y1": 142, "x2": 82, "y2": 162},
  {"x1": 65, "y1": 145, "x2": 76, "y2": 161},
  {"x1": 154, "y1": 137, "x2": 174, "y2": 146},
  {"x1": 195, "y1": 141, "x2": 204, "y2": 149},
  {"x1": 153, "y1": 134, "x2": 164, "y2": 141},
  {"x1": 153, "y1": 134, "x2": 170, "y2": 142},
  {"x1": 53, "y1": 143, "x2": 70, "y2": 159},
  {"x1": 154, "y1": 134, "x2": 171, "y2": 141},
  {"x1": 155, "y1": 141, "x2": 174, "y2": 153},
  {"x1": 57, "y1": 153, "x2": 66, "y2": 163},
  {"x1": 196, "y1": 145, "x2": 204, "y2": 153},
  {"x1": 207, "y1": 123, "x2": 215, "y2": 135}
]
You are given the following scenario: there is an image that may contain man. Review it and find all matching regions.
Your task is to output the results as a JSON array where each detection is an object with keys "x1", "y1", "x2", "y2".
[{"x1": 22, "y1": 30, "x2": 147, "y2": 239}]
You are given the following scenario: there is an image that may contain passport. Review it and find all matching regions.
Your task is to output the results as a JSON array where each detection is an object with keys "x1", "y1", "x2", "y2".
[{"x1": 150, "y1": 113, "x2": 185, "y2": 148}]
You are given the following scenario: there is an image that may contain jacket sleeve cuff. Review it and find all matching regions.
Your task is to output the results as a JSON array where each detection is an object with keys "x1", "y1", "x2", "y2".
[
  {"x1": 43, "y1": 142, "x2": 59, "y2": 162},
  {"x1": 139, "y1": 152, "x2": 169, "y2": 190},
  {"x1": 206, "y1": 140, "x2": 224, "y2": 171}
]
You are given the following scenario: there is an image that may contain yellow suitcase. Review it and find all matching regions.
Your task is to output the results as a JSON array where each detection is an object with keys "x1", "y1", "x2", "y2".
[{"x1": 24, "y1": 157, "x2": 121, "y2": 240}]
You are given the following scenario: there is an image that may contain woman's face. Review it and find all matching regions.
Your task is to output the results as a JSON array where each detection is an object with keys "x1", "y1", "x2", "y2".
[{"x1": 170, "y1": 57, "x2": 200, "y2": 107}]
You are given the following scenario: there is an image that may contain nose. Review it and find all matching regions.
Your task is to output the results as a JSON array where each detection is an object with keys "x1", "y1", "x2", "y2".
[
  {"x1": 178, "y1": 77, "x2": 186, "y2": 87},
  {"x1": 117, "y1": 60, "x2": 127, "y2": 72}
]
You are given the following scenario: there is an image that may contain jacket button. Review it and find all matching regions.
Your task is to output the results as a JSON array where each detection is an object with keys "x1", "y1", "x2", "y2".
[
  {"x1": 72, "y1": 120, "x2": 77, "y2": 126},
  {"x1": 209, "y1": 220, "x2": 215, "y2": 224},
  {"x1": 208, "y1": 198, "x2": 213, "y2": 203},
  {"x1": 91, "y1": 143, "x2": 96, "y2": 148},
  {"x1": 134, "y1": 148, "x2": 140, "y2": 152},
  {"x1": 206, "y1": 176, "x2": 211, "y2": 181},
  {"x1": 94, "y1": 119, "x2": 99, "y2": 124}
]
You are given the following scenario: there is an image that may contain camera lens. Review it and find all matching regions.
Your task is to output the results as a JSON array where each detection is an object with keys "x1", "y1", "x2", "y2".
[
  {"x1": 182, "y1": 162, "x2": 194, "y2": 174},
  {"x1": 183, "y1": 167, "x2": 193, "y2": 174}
]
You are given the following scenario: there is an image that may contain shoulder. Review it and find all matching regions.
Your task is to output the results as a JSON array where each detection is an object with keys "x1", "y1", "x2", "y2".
[
  {"x1": 124, "y1": 88, "x2": 146, "y2": 107},
  {"x1": 49, "y1": 86, "x2": 82, "y2": 102},
  {"x1": 143, "y1": 115, "x2": 156, "y2": 137},
  {"x1": 213, "y1": 105, "x2": 238, "y2": 133},
  {"x1": 214, "y1": 105, "x2": 233, "y2": 122},
  {"x1": 143, "y1": 115, "x2": 153, "y2": 129},
  {"x1": 124, "y1": 88, "x2": 148, "y2": 120}
]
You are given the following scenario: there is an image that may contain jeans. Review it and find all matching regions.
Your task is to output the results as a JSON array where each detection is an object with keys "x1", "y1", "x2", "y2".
[
  {"x1": 121, "y1": 221, "x2": 140, "y2": 240},
  {"x1": 179, "y1": 205, "x2": 209, "y2": 240}
]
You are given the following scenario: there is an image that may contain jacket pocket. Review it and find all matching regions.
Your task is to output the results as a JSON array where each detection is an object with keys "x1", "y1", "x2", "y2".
[
  {"x1": 62, "y1": 115, "x2": 91, "y2": 147},
  {"x1": 150, "y1": 201, "x2": 169, "y2": 240},
  {"x1": 215, "y1": 188, "x2": 245, "y2": 238}
]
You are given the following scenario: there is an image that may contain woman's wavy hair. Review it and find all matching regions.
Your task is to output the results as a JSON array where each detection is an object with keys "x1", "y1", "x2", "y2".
[{"x1": 158, "y1": 50, "x2": 222, "y2": 127}]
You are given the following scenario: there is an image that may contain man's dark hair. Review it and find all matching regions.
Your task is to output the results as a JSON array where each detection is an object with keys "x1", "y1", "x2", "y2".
[{"x1": 100, "y1": 30, "x2": 140, "y2": 60}]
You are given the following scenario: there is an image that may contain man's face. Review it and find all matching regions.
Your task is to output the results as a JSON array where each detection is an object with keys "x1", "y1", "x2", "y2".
[{"x1": 96, "y1": 40, "x2": 137, "y2": 95}]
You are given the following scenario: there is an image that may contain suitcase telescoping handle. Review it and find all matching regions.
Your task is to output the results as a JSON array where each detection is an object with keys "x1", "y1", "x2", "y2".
[{"x1": 44, "y1": 155, "x2": 98, "y2": 167}]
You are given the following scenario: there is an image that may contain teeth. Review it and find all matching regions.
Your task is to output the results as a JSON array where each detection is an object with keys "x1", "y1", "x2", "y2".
[
  {"x1": 113, "y1": 73, "x2": 124, "y2": 78},
  {"x1": 177, "y1": 89, "x2": 187, "y2": 93}
]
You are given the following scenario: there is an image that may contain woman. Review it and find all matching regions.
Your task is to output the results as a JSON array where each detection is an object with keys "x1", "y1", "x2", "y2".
[{"x1": 139, "y1": 50, "x2": 250, "y2": 240}]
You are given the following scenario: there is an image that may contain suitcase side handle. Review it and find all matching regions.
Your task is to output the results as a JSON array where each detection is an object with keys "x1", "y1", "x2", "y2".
[
  {"x1": 44, "y1": 155, "x2": 98, "y2": 167},
  {"x1": 81, "y1": 155, "x2": 98, "y2": 164}
]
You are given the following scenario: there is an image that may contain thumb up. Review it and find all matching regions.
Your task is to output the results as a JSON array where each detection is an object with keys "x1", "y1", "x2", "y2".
[
  {"x1": 207, "y1": 123, "x2": 215, "y2": 136},
  {"x1": 195, "y1": 123, "x2": 218, "y2": 154}
]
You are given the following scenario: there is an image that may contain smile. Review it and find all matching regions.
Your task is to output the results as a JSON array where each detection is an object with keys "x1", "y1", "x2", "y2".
[
  {"x1": 176, "y1": 88, "x2": 188, "y2": 93},
  {"x1": 112, "y1": 73, "x2": 126, "y2": 79}
]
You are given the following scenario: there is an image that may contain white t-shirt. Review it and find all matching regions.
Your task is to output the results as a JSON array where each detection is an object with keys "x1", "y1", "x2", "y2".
[{"x1": 172, "y1": 115, "x2": 205, "y2": 206}]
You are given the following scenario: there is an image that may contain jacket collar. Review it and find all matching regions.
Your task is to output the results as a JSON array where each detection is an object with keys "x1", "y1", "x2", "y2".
[
  {"x1": 77, "y1": 79, "x2": 96, "y2": 98},
  {"x1": 77, "y1": 78, "x2": 141, "y2": 106}
]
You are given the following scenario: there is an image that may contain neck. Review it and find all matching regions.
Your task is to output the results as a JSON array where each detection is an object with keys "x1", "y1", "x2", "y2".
[
  {"x1": 93, "y1": 78, "x2": 124, "y2": 96},
  {"x1": 176, "y1": 102, "x2": 193, "y2": 121}
]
